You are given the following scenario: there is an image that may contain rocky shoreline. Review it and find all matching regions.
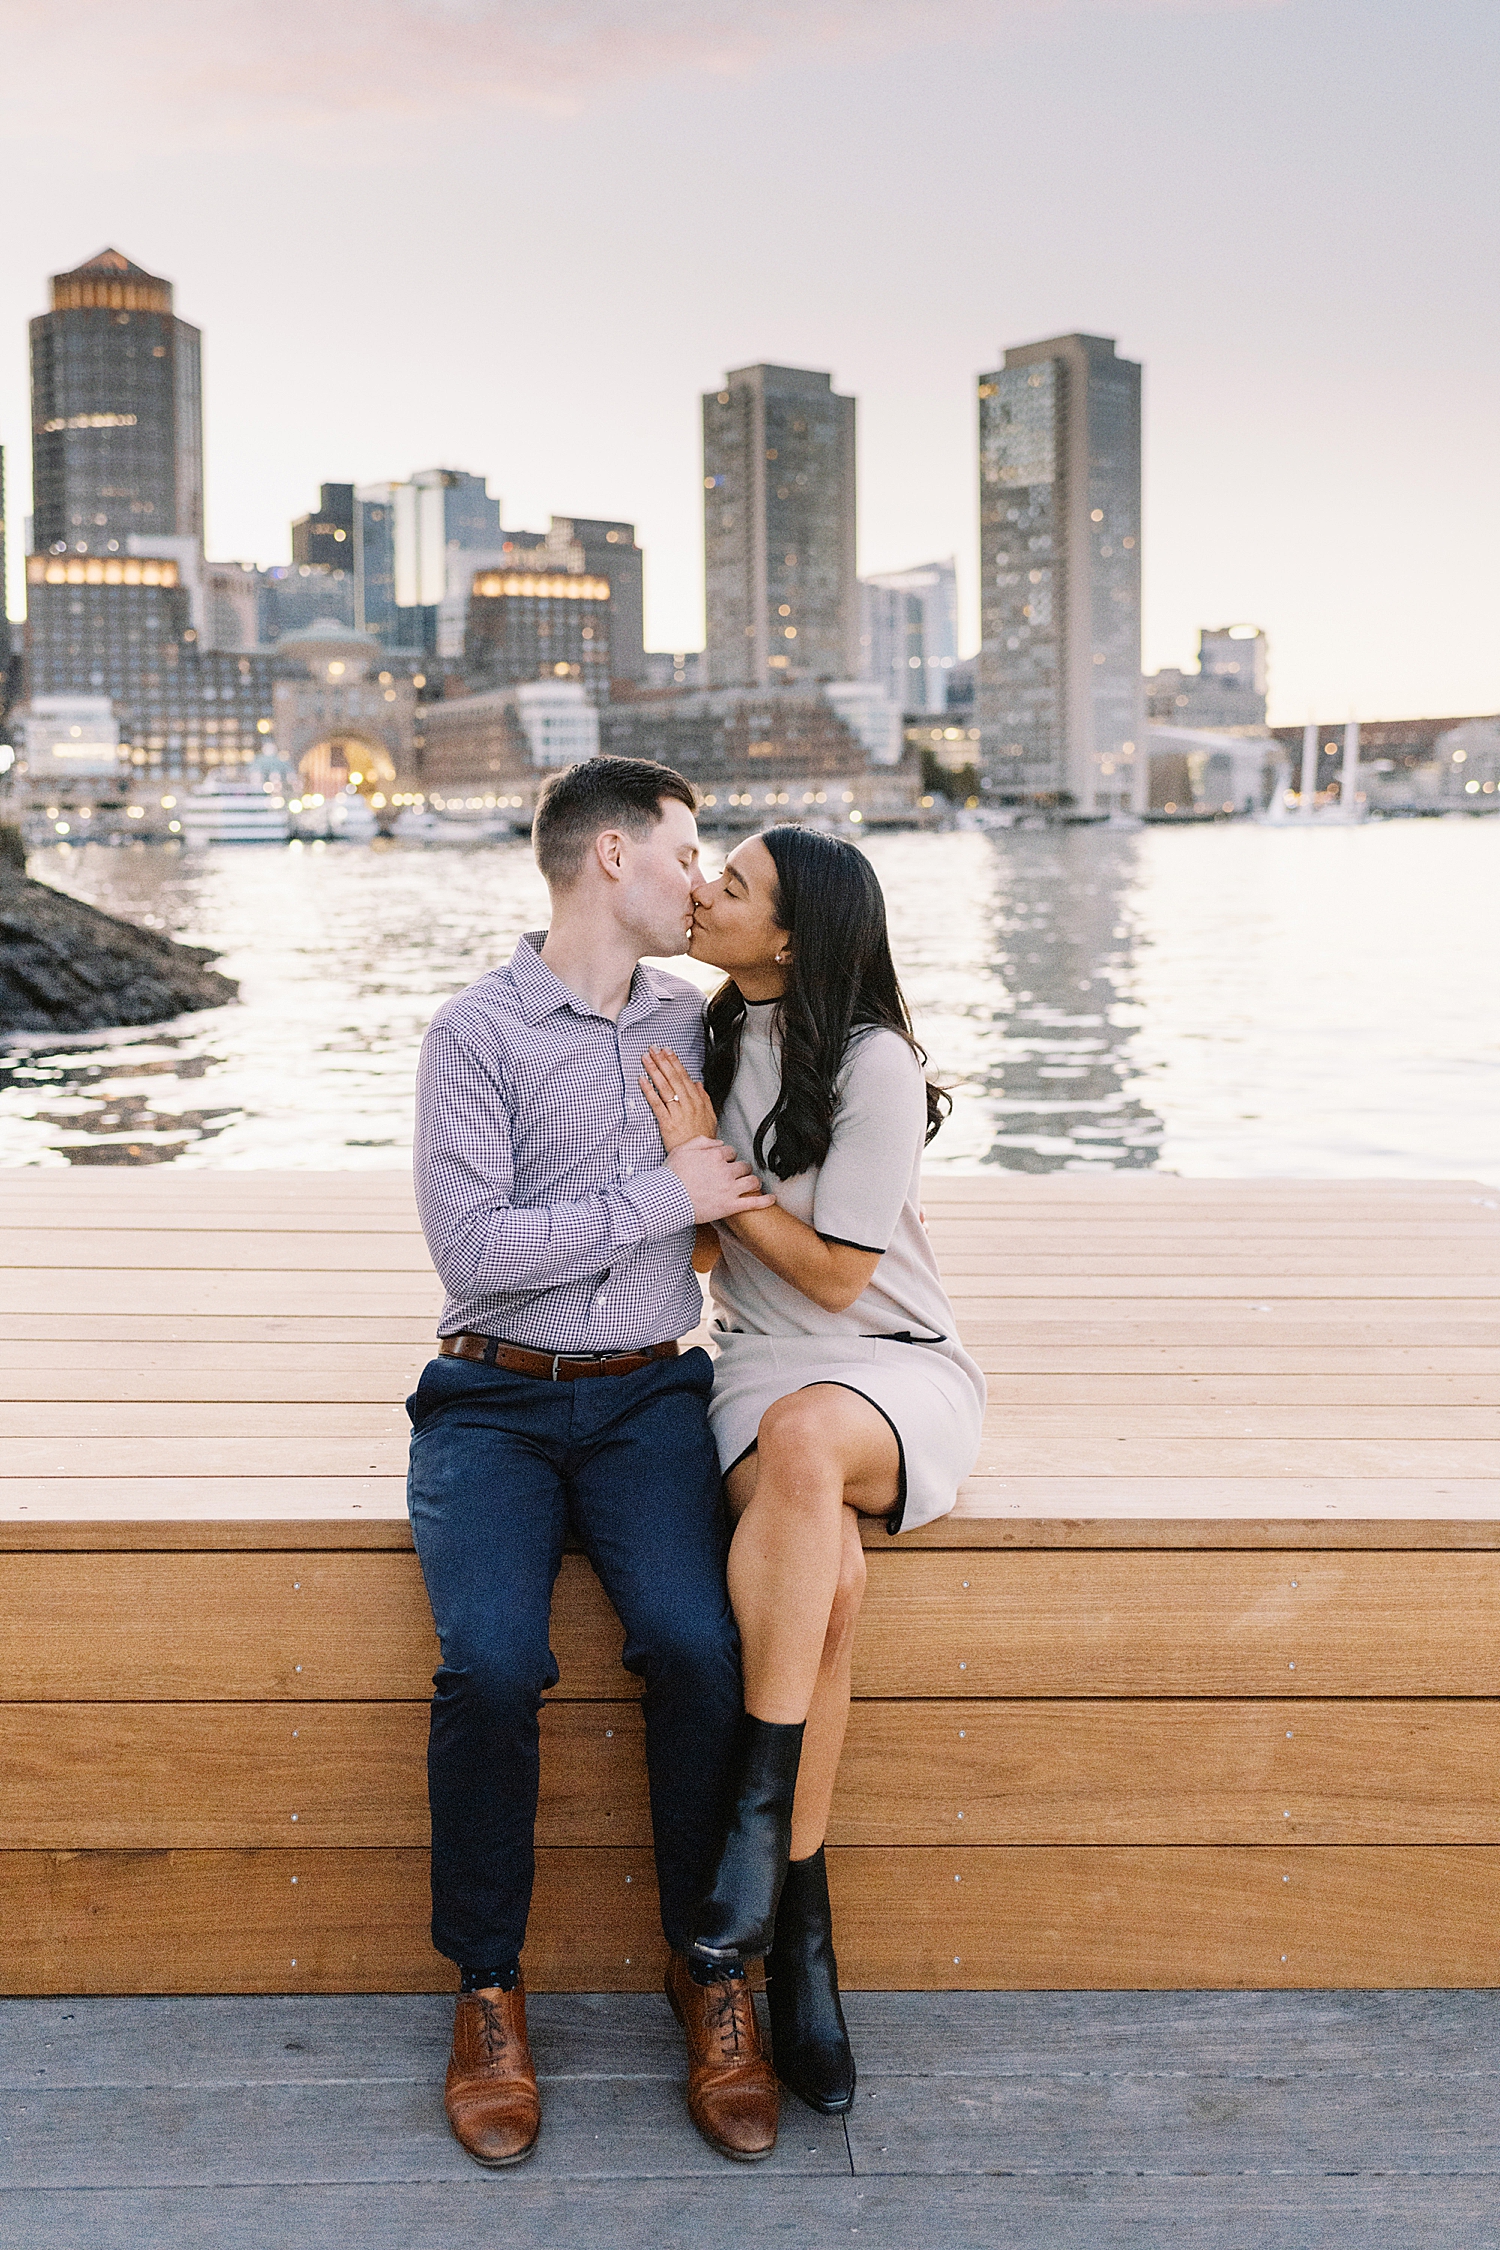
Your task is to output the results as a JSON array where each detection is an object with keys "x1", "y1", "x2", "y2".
[{"x1": 0, "y1": 827, "x2": 239, "y2": 1034}]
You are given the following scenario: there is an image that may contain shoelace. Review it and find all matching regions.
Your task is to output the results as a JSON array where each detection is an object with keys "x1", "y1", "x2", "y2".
[
  {"x1": 704, "y1": 1977, "x2": 752, "y2": 2063},
  {"x1": 474, "y1": 1995, "x2": 513, "y2": 2065}
]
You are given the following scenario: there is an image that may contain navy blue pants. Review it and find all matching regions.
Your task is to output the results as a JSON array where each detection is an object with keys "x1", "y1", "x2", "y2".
[{"x1": 406, "y1": 1347, "x2": 741, "y2": 1970}]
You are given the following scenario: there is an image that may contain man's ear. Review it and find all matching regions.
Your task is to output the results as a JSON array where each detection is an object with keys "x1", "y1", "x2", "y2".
[{"x1": 593, "y1": 827, "x2": 627, "y2": 883}]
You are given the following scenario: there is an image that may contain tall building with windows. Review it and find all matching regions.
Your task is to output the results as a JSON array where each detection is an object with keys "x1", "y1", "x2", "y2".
[
  {"x1": 1145, "y1": 626, "x2": 1268, "y2": 728},
  {"x1": 859, "y1": 559, "x2": 959, "y2": 715},
  {"x1": 549, "y1": 518, "x2": 644, "y2": 681},
  {"x1": 29, "y1": 248, "x2": 203, "y2": 557},
  {"x1": 291, "y1": 483, "x2": 355, "y2": 570},
  {"x1": 977, "y1": 332, "x2": 1143, "y2": 811},
  {"x1": 703, "y1": 364, "x2": 858, "y2": 690}
]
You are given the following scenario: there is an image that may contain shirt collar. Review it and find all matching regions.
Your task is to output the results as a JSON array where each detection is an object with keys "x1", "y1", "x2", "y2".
[{"x1": 507, "y1": 930, "x2": 671, "y2": 1028}]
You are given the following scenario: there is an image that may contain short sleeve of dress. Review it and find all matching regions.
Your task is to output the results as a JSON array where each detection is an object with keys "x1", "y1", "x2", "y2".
[{"x1": 811, "y1": 1029, "x2": 927, "y2": 1254}]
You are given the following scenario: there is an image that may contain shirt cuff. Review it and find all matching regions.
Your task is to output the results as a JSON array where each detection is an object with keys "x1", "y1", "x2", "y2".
[{"x1": 618, "y1": 1164, "x2": 696, "y2": 1241}]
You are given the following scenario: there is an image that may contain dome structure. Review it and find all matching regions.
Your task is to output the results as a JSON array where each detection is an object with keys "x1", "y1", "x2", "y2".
[{"x1": 276, "y1": 618, "x2": 383, "y2": 682}]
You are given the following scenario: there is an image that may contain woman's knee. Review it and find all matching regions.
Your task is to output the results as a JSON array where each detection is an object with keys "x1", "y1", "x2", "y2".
[{"x1": 755, "y1": 1389, "x2": 849, "y2": 1484}]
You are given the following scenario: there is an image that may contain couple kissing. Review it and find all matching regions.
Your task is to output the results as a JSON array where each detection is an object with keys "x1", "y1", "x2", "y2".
[{"x1": 406, "y1": 756, "x2": 985, "y2": 2166}]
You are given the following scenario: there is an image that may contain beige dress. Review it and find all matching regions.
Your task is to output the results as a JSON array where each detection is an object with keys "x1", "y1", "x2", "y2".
[{"x1": 707, "y1": 1007, "x2": 986, "y2": 1533}]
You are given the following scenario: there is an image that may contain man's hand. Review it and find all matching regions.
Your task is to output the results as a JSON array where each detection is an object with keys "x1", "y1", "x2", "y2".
[{"x1": 666, "y1": 1136, "x2": 776, "y2": 1223}]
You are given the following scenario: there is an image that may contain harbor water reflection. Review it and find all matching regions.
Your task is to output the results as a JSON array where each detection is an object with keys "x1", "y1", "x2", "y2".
[{"x1": 3, "y1": 821, "x2": 1496, "y2": 1180}]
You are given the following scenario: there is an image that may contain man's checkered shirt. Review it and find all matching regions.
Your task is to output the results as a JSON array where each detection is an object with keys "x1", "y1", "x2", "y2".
[{"x1": 414, "y1": 931, "x2": 706, "y2": 1351}]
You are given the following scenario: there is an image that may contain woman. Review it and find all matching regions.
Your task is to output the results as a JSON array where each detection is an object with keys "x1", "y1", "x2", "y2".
[{"x1": 639, "y1": 824, "x2": 985, "y2": 2116}]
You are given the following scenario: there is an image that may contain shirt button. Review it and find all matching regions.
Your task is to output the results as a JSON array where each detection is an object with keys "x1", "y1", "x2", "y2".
[{"x1": 622, "y1": 1164, "x2": 634, "y2": 1177}]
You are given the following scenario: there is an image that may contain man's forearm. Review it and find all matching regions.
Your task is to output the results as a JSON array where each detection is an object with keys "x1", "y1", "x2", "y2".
[{"x1": 421, "y1": 1163, "x2": 695, "y2": 1303}]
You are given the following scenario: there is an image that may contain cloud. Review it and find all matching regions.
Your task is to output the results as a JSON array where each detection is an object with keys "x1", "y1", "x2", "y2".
[{"x1": 1, "y1": 0, "x2": 1284, "y2": 132}]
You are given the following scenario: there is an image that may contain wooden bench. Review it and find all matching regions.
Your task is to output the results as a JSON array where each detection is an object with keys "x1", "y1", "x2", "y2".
[{"x1": 4, "y1": 1171, "x2": 1498, "y2": 1992}]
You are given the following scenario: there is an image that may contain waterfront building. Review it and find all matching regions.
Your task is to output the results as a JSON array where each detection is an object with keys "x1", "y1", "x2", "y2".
[
  {"x1": 23, "y1": 550, "x2": 275, "y2": 780},
  {"x1": 859, "y1": 559, "x2": 959, "y2": 715},
  {"x1": 977, "y1": 332, "x2": 1143, "y2": 812},
  {"x1": 291, "y1": 484, "x2": 355, "y2": 571},
  {"x1": 598, "y1": 685, "x2": 921, "y2": 829},
  {"x1": 703, "y1": 364, "x2": 858, "y2": 689},
  {"x1": 1146, "y1": 626, "x2": 1268, "y2": 728},
  {"x1": 271, "y1": 620, "x2": 414, "y2": 801},
  {"x1": 15, "y1": 694, "x2": 120, "y2": 792},
  {"x1": 1266, "y1": 714, "x2": 1493, "y2": 789},
  {"x1": 461, "y1": 562, "x2": 612, "y2": 694},
  {"x1": 203, "y1": 561, "x2": 262, "y2": 653},
  {"x1": 823, "y1": 681, "x2": 904, "y2": 766},
  {"x1": 30, "y1": 249, "x2": 202, "y2": 557},
  {"x1": 1434, "y1": 719, "x2": 1500, "y2": 803}
]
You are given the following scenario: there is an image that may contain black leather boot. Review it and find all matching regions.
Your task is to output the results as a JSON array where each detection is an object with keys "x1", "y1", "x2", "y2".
[
  {"x1": 691, "y1": 1715, "x2": 805, "y2": 1967},
  {"x1": 766, "y1": 1845, "x2": 856, "y2": 2115}
]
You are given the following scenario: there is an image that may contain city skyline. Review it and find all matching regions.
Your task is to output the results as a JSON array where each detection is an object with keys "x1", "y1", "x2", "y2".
[{"x1": 1, "y1": 0, "x2": 1496, "y2": 725}]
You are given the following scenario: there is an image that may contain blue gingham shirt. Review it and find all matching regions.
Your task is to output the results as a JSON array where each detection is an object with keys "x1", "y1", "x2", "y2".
[{"x1": 414, "y1": 931, "x2": 705, "y2": 1350}]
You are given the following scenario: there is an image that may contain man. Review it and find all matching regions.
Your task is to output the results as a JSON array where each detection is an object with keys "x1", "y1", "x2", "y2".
[{"x1": 407, "y1": 756, "x2": 780, "y2": 2168}]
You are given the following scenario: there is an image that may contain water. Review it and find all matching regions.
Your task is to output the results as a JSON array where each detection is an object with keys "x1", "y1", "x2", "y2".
[{"x1": 3, "y1": 823, "x2": 1496, "y2": 1179}]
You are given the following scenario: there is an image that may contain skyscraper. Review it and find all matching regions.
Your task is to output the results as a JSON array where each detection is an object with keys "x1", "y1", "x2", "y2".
[
  {"x1": 549, "y1": 518, "x2": 645, "y2": 682},
  {"x1": 291, "y1": 484, "x2": 355, "y2": 570},
  {"x1": 859, "y1": 559, "x2": 959, "y2": 715},
  {"x1": 30, "y1": 248, "x2": 203, "y2": 556},
  {"x1": 703, "y1": 364, "x2": 858, "y2": 690},
  {"x1": 977, "y1": 333, "x2": 1142, "y2": 812}
]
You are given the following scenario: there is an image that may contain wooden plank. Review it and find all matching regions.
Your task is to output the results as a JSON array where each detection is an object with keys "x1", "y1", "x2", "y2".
[
  {"x1": 0, "y1": 1702, "x2": 649, "y2": 1850},
  {"x1": 7, "y1": 1272, "x2": 1497, "y2": 1318},
  {"x1": 10, "y1": 1231, "x2": 1500, "y2": 1278},
  {"x1": 9, "y1": 1698, "x2": 1500, "y2": 1850},
  {"x1": 7, "y1": 1512, "x2": 1500, "y2": 1552},
  {"x1": 950, "y1": 1479, "x2": 1500, "y2": 1518},
  {"x1": 13, "y1": 1400, "x2": 1499, "y2": 1442},
  {"x1": 4, "y1": 1844, "x2": 1499, "y2": 1992},
  {"x1": 9, "y1": 1433, "x2": 1498, "y2": 1483},
  {"x1": 7, "y1": 1548, "x2": 1500, "y2": 1700},
  {"x1": 826, "y1": 1845, "x2": 1500, "y2": 1989},
  {"x1": 7, "y1": 1369, "x2": 1500, "y2": 1407},
  {"x1": 851, "y1": 1551, "x2": 1500, "y2": 1697}
]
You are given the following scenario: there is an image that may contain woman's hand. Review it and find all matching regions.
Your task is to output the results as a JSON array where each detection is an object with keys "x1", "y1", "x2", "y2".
[{"x1": 640, "y1": 1047, "x2": 718, "y2": 1153}]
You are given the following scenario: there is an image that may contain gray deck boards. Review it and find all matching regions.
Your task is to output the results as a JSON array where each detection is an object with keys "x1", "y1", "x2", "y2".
[{"x1": 3, "y1": 1993, "x2": 1497, "y2": 2249}]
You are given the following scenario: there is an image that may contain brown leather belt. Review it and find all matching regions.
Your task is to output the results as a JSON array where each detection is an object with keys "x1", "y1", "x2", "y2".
[{"x1": 439, "y1": 1334, "x2": 680, "y2": 1382}]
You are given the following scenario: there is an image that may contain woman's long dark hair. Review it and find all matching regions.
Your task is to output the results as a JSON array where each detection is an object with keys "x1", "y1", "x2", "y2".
[{"x1": 702, "y1": 826, "x2": 949, "y2": 1180}]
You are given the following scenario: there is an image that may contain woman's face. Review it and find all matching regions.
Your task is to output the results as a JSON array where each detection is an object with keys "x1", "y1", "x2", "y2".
[{"x1": 689, "y1": 835, "x2": 791, "y2": 978}]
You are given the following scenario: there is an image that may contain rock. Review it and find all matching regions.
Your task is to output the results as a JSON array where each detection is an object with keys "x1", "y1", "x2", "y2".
[{"x1": 0, "y1": 863, "x2": 238, "y2": 1033}]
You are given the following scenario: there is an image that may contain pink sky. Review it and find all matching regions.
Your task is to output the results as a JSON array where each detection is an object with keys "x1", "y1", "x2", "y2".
[{"x1": 2, "y1": 0, "x2": 1496, "y2": 721}]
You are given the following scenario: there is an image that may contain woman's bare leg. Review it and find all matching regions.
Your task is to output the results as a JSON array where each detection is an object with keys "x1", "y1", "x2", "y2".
[
  {"x1": 788, "y1": 1509, "x2": 867, "y2": 1859},
  {"x1": 722, "y1": 1384, "x2": 895, "y2": 1727}
]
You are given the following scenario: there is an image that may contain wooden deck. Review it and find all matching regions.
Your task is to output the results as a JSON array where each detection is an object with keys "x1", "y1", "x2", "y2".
[{"x1": 3, "y1": 1170, "x2": 1499, "y2": 1994}]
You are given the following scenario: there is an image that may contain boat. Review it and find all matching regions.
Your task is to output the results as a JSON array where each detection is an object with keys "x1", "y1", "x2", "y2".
[
  {"x1": 177, "y1": 760, "x2": 292, "y2": 846},
  {"x1": 392, "y1": 807, "x2": 516, "y2": 844}
]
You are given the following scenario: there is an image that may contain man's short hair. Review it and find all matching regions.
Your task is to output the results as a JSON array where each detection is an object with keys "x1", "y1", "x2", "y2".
[{"x1": 532, "y1": 757, "x2": 698, "y2": 887}]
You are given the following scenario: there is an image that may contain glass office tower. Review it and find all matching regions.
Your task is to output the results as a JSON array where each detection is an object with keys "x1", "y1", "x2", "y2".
[
  {"x1": 703, "y1": 364, "x2": 858, "y2": 689},
  {"x1": 977, "y1": 333, "x2": 1142, "y2": 812},
  {"x1": 30, "y1": 249, "x2": 203, "y2": 556}
]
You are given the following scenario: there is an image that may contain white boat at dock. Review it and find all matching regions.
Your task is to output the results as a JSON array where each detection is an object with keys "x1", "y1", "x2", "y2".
[{"x1": 176, "y1": 761, "x2": 292, "y2": 847}]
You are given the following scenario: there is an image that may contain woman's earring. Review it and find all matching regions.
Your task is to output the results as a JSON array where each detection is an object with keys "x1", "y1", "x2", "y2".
[{"x1": 775, "y1": 949, "x2": 790, "y2": 965}]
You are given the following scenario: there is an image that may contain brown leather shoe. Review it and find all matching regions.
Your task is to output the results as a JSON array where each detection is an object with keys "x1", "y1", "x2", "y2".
[
  {"x1": 443, "y1": 1985, "x2": 541, "y2": 2168},
  {"x1": 665, "y1": 1951, "x2": 779, "y2": 2161}
]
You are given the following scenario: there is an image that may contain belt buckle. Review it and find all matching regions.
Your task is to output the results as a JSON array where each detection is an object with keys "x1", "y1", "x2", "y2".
[{"x1": 551, "y1": 1353, "x2": 563, "y2": 1381}]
